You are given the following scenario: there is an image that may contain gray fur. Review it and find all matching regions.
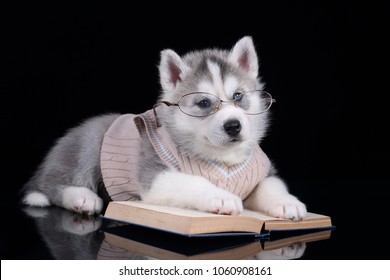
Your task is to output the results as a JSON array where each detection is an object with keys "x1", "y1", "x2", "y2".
[
  {"x1": 136, "y1": 129, "x2": 170, "y2": 191},
  {"x1": 23, "y1": 114, "x2": 120, "y2": 206}
]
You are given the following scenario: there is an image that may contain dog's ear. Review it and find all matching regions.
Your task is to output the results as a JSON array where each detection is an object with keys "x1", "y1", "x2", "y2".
[
  {"x1": 229, "y1": 36, "x2": 259, "y2": 79},
  {"x1": 159, "y1": 49, "x2": 189, "y2": 92}
]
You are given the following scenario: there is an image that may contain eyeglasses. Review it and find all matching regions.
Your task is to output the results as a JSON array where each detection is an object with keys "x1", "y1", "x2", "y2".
[{"x1": 154, "y1": 90, "x2": 276, "y2": 117}]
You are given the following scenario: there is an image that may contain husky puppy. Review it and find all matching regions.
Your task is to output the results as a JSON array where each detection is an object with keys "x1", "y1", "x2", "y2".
[{"x1": 22, "y1": 36, "x2": 307, "y2": 220}]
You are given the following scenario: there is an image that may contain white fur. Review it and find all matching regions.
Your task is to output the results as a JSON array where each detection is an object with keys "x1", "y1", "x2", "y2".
[
  {"x1": 62, "y1": 186, "x2": 103, "y2": 215},
  {"x1": 244, "y1": 176, "x2": 307, "y2": 220},
  {"x1": 197, "y1": 81, "x2": 213, "y2": 93},
  {"x1": 207, "y1": 60, "x2": 225, "y2": 95},
  {"x1": 143, "y1": 171, "x2": 244, "y2": 215},
  {"x1": 23, "y1": 192, "x2": 50, "y2": 207},
  {"x1": 197, "y1": 73, "x2": 239, "y2": 100},
  {"x1": 223, "y1": 75, "x2": 239, "y2": 98}
]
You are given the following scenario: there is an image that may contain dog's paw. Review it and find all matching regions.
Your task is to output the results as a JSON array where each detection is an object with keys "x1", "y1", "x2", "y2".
[
  {"x1": 201, "y1": 189, "x2": 244, "y2": 215},
  {"x1": 263, "y1": 194, "x2": 307, "y2": 220},
  {"x1": 63, "y1": 186, "x2": 103, "y2": 215}
]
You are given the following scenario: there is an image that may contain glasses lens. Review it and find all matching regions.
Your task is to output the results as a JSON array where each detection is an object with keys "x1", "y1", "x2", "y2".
[
  {"x1": 235, "y1": 91, "x2": 273, "y2": 114},
  {"x1": 178, "y1": 93, "x2": 220, "y2": 117}
]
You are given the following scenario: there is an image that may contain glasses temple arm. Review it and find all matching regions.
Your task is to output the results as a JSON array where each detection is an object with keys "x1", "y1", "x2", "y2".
[{"x1": 153, "y1": 101, "x2": 180, "y2": 127}]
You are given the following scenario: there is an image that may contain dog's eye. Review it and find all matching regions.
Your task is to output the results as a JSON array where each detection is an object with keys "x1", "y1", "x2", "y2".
[
  {"x1": 196, "y1": 98, "x2": 212, "y2": 109},
  {"x1": 233, "y1": 92, "x2": 243, "y2": 102}
]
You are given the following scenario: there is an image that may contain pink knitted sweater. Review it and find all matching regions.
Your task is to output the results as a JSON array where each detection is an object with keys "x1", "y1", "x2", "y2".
[{"x1": 100, "y1": 109, "x2": 271, "y2": 201}]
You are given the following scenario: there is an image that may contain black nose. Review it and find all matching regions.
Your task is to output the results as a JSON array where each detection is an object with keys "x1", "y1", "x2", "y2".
[{"x1": 223, "y1": 119, "x2": 241, "y2": 137}]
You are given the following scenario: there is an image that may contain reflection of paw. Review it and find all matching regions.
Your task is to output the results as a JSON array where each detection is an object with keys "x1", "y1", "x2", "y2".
[
  {"x1": 254, "y1": 242, "x2": 306, "y2": 260},
  {"x1": 63, "y1": 187, "x2": 103, "y2": 215},
  {"x1": 61, "y1": 211, "x2": 102, "y2": 235},
  {"x1": 263, "y1": 194, "x2": 307, "y2": 220},
  {"x1": 201, "y1": 189, "x2": 243, "y2": 215},
  {"x1": 98, "y1": 240, "x2": 157, "y2": 260},
  {"x1": 23, "y1": 207, "x2": 50, "y2": 218}
]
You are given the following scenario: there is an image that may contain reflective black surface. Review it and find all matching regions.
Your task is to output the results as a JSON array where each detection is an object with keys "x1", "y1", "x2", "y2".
[
  {"x1": 3, "y1": 180, "x2": 389, "y2": 260},
  {"x1": 0, "y1": 176, "x2": 390, "y2": 260},
  {"x1": 3, "y1": 205, "x2": 335, "y2": 260}
]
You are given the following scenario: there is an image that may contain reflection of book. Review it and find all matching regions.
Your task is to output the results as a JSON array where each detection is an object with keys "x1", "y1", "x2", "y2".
[
  {"x1": 103, "y1": 201, "x2": 333, "y2": 237},
  {"x1": 98, "y1": 222, "x2": 332, "y2": 260}
]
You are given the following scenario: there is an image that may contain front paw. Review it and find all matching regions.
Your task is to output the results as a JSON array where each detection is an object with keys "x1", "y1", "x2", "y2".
[
  {"x1": 263, "y1": 194, "x2": 307, "y2": 220},
  {"x1": 200, "y1": 189, "x2": 244, "y2": 215},
  {"x1": 63, "y1": 186, "x2": 103, "y2": 215}
]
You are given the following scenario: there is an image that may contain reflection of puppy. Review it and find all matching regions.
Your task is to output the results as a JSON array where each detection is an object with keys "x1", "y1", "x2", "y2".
[
  {"x1": 23, "y1": 207, "x2": 306, "y2": 260},
  {"x1": 253, "y1": 243, "x2": 306, "y2": 260},
  {"x1": 24, "y1": 207, "x2": 102, "y2": 235},
  {"x1": 22, "y1": 36, "x2": 306, "y2": 220},
  {"x1": 24, "y1": 207, "x2": 103, "y2": 259},
  {"x1": 23, "y1": 207, "x2": 153, "y2": 260}
]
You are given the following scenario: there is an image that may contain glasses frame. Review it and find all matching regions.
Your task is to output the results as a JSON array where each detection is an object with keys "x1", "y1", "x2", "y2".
[{"x1": 154, "y1": 90, "x2": 276, "y2": 118}]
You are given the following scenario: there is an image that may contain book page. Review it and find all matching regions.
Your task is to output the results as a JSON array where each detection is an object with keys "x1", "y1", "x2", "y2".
[
  {"x1": 240, "y1": 209, "x2": 282, "y2": 221},
  {"x1": 113, "y1": 201, "x2": 285, "y2": 220},
  {"x1": 113, "y1": 201, "x2": 227, "y2": 218},
  {"x1": 110, "y1": 201, "x2": 330, "y2": 222}
]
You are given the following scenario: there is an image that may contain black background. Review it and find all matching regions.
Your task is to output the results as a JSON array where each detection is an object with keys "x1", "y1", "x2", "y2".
[{"x1": 3, "y1": 2, "x2": 389, "y2": 259}]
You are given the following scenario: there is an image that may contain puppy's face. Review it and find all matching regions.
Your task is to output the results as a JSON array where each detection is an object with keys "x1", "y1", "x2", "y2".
[
  {"x1": 171, "y1": 75, "x2": 262, "y2": 163},
  {"x1": 157, "y1": 37, "x2": 270, "y2": 165}
]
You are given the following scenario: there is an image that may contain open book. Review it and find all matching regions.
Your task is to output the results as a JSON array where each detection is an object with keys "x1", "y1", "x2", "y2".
[
  {"x1": 98, "y1": 221, "x2": 332, "y2": 260},
  {"x1": 102, "y1": 201, "x2": 333, "y2": 237}
]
